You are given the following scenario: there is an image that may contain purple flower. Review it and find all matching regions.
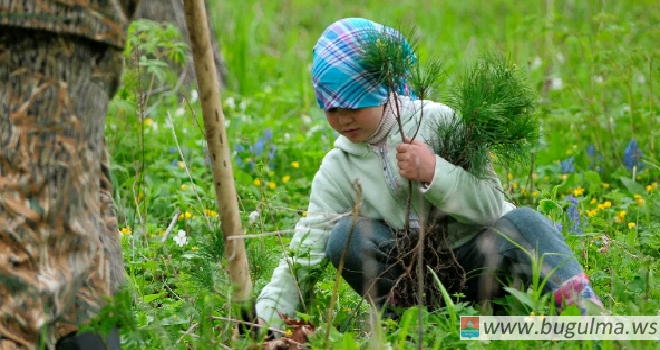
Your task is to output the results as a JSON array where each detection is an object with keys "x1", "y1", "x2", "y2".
[
  {"x1": 268, "y1": 144, "x2": 277, "y2": 160},
  {"x1": 561, "y1": 156, "x2": 575, "y2": 173},
  {"x1": 236, "y1": 157, "x2": 243, "y2": 167},
  {"x1": 251, "y1": 138, "x2": 265, "y2": 157},
  {"x1": 554, "y1": 222, "x2": 564, "y2": 232},
  {"x1": 566, "y1": 195, "x2": 587, "y2": 235},
  {"x1": 264, "y1": 128, "x2": 273, "y2": 141},
  {"x1": 586, "y1": 145, "x2": 595, "y2": 158},
  {"x1": 235, "y1": 145, "x2": 245, "y2": 153},
  {"x1": 170, "y1": 146, "x2": 177, "y2": 153},
  {"x1": 623, "y1": 139, "x2": 644, "y2": 170}
]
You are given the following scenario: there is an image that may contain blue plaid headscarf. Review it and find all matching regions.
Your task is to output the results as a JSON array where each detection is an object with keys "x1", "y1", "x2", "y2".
[{"x1": 312, "y1": 18, "x2": 417, "y2": 112}]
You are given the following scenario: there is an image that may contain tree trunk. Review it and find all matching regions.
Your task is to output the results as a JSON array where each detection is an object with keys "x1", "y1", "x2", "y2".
[
  {"x1": 134, "y1": 0, "x2": 228, "y2": 90},
  {"x1": 182, "y1": 0, "x2": 252, "y2": 304}
]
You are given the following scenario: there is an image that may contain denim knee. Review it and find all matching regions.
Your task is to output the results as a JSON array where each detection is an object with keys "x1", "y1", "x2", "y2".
[{"x1": 325, "y1": 216, "x2": 392, "y2": 268}]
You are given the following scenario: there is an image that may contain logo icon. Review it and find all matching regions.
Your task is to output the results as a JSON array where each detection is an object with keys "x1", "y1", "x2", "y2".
[{"x1": 460, "y1": 316, "x2": 480, "y2": 339}]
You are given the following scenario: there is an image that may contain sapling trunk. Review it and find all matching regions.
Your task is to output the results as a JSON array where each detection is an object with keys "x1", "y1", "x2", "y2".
[{"x1": 182, "y1": 0, "x2": 252, "y2": 306}]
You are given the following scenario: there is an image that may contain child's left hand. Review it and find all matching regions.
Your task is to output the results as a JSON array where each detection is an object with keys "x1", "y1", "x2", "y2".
[{"x1": 395, "y1": 137, "x2": 436, "y2": 183}]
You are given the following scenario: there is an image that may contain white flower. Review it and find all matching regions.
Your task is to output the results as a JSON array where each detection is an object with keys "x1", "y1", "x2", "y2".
[
  {"x1": 175, "y1": 107, "x2": 185, "y2": 117},
  {"x1": 249, "y1": 210, "x2": 260, "y2": 224},
  {"x1": 264, "y1": 85, "x2": 272, "y2": 94},
  {"x1": 637, "y1": 75, "x2": 646, "y2": 84},
  {"x1": 531, "y1": 56, "x2": 542, "y2": 70},
  {"x1": 301, "y1": 114, "x2": 312, "y2": 123},
  {"x1": 173, "y1": 230, "x2": 187, "y2": 247},
  {"x1": 551, "y1": 77, "x2": 563, "y2": 90},
  {"x1": 593, "y1": 75, "x2": 603, "y2": 83},
  {"x1": 225, "y1": 97, "x2": 236, "y2": 109},
  {"x1": 556, "y1": 51, "x2": 565, "y2": 63},
  {"x1": 239, "y1": 100, "x2": 248, "y2": 112},
  {"x1": 284, "y1": 133, "x2": 291, "y2": 141},
  {"x1": 191, "y1": 89, "x2": 198, "y2": 103},
  {"x1": 306, "y1": 125, "x2": 325, "y2": 137}
]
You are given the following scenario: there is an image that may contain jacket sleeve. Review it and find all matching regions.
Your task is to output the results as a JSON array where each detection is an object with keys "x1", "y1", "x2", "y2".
[
  {"x1": 255, "y1": 157, "x2": 352, "y2": 329},
  {"x1": 417, "y1": 102, "x2": 507, "y2": 226}
]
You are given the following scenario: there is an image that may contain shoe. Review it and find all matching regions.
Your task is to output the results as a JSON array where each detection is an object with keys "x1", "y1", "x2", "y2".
[{"x1": 55, "y1": 326, "x2": 120, "y2": 350}]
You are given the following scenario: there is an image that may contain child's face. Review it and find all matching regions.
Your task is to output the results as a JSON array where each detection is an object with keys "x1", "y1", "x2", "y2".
[{"x1": 325, "y1": 105, "x2": 385, "y2": 143}]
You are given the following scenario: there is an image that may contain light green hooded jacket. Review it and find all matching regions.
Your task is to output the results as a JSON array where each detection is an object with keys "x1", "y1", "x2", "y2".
[{"x1": 256, "y1": 96, "x2": 515, "y2": 328}]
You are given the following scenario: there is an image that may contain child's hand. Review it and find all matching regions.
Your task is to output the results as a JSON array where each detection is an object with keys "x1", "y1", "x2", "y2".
[{"x1": 395, "y1": 137, "x2": 436, "y2": 183}]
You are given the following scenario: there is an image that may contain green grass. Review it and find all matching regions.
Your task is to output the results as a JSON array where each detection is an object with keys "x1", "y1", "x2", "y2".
[{"x1": 97, "y1": 0, "x2": 660, "y2": 349}]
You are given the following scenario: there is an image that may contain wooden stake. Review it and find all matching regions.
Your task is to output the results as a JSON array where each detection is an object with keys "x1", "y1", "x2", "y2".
[{"x1": 182, "y1": 0, "x2": 252, "y2": 302}]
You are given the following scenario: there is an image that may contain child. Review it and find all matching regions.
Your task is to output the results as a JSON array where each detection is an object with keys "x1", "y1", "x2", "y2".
[{"x1": 255, "y1": 17, "x2": 604, "y2": 330}]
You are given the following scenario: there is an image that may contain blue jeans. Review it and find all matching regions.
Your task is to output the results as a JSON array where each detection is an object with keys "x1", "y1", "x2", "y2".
[{"x1": 325, "y1": 208, "x2": 594, "y2": 313}]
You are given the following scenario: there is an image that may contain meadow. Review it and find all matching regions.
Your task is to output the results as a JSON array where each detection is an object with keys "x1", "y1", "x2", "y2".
[{"x1": 99, "y1": 0, "x2": 660, "y2": 349}]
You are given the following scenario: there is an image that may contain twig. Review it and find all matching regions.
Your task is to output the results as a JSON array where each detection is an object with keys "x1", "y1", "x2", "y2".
[
  {"x1": 252, "y1": 165, "x2": 308, "y2": 314},
  {"x1": 167, "y1": 110, "x2": 212, "y2": 229},
  {"x1": 143, "y1": 68, "x2": 188, "y2": 117},
  {"x1": 161, "y1": 209, "x2": 183, "y2": 243},
  {"x1": 174, "y1": 322, "x2": 198, "y2": 346},
  {"x1": 415, "y1": 157, "x2": 425, "y2": 350},
  {"x1": 325, "y1": 179, "x2": 362, "y2": 349},
  {"x1": 210, "y1": 317, "x2": 286, "y2": 334}
]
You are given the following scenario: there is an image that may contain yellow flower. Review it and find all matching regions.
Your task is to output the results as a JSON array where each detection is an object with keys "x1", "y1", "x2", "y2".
[
  {"x1": 254, "y1": 179, "x2": 261, "y2": 186},
  {"x1": 602, "y1": 183, "x2": 610, "y2": 188},
  {"x1": 291, "y1": 161, "x2": 300, "y2": 168},
  {"x1": 544, "y1": 176, "x2": 550, "y2": 181},
  {"x1": 603, "y1": 201, "x2": 612, "y2": 208},
  {"x1": 619, "y1": 210, "x2": 626, "y2": 218},
  {"x1": 590, "y1": 198, "x2": 597, "y2": 204},
  {"x1": 137, "y1": 192, "x2": 144, "y2": 202},
  {"x1": 177, "y1": 161, "x2": 184, "y2": 168},
  {"x1": 285, "y1": 329, "x2": 292, "y2": 337},
  {"x1": 302, "y1": 211, "x2": 307, "y2": 217},
  {"x1": 561, "y1": 174, "x2": 567, "y2": 180},
  {"x1": 159, "y1": 230, "x2": 166, "y2": 235},
  {"x1": 628, "y1": 222, "x2": 635, "y2": 229},
  {"x1": 530, "y1": 311, "x2": 535, "y2": 316},
  {"x1": 120, "y1": 226, "x2": 132, "y2": 235},
  {"x1": 532, "y1": 173, "x2": 537, "y2": 180},
  {"x1": 521, "y1": 188, "x2": 527, "y2": 196},
  {"x1": 343, "y1": 307, "x2": 351, "y2": 312},
  {"x1": 512, "y1": 182, "x2": 518, "y2": 188},
  {"x1": 573, "y1": 187, "x2": 584, "y2": 197},
  {"x1": 597, "y1": 204, "x2": 605, "y2": 210},
  {"x1": 205, "y1": 209, "x2": 217, "y2": 217},
  {"x1": 181, "y1": 184, "x2": 187, "y2": 191},
  {"x1": 192, "y1": 247, "x2": 199, "y2": 250},
  {"x1": 637, "y1": 198, "x2": 644, "y2": 206},
  {"x1": 282, "y1": 175, "x2": 291, "y2": 183},
  {"x1": 532, "y1": 191, "x2": 538, "y2": 197},
  {"x1": 653, "y1": 182, "x2": 658, "y2": 189},
  {"x1": 647, "y1": 185, "x2": 654, "y2": 192},
  {"x1": 634, "y1": 194, "x2": 641, "y2": 199},
  {"x1": 269, "y1": 182, "x2": 276, "y2": 190},
  {"x1": 587, "y1": 210, "x2": 597, "y2": 217},
  {"x1": 145, "y1": 118, "x2": 153, "y2": 126},
  {"x1": 507, "y1": 173, "x2": 513, "y2": 180},
  {"x1": 615, "y1": 216, "x2": 623, "y2": 223}
]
